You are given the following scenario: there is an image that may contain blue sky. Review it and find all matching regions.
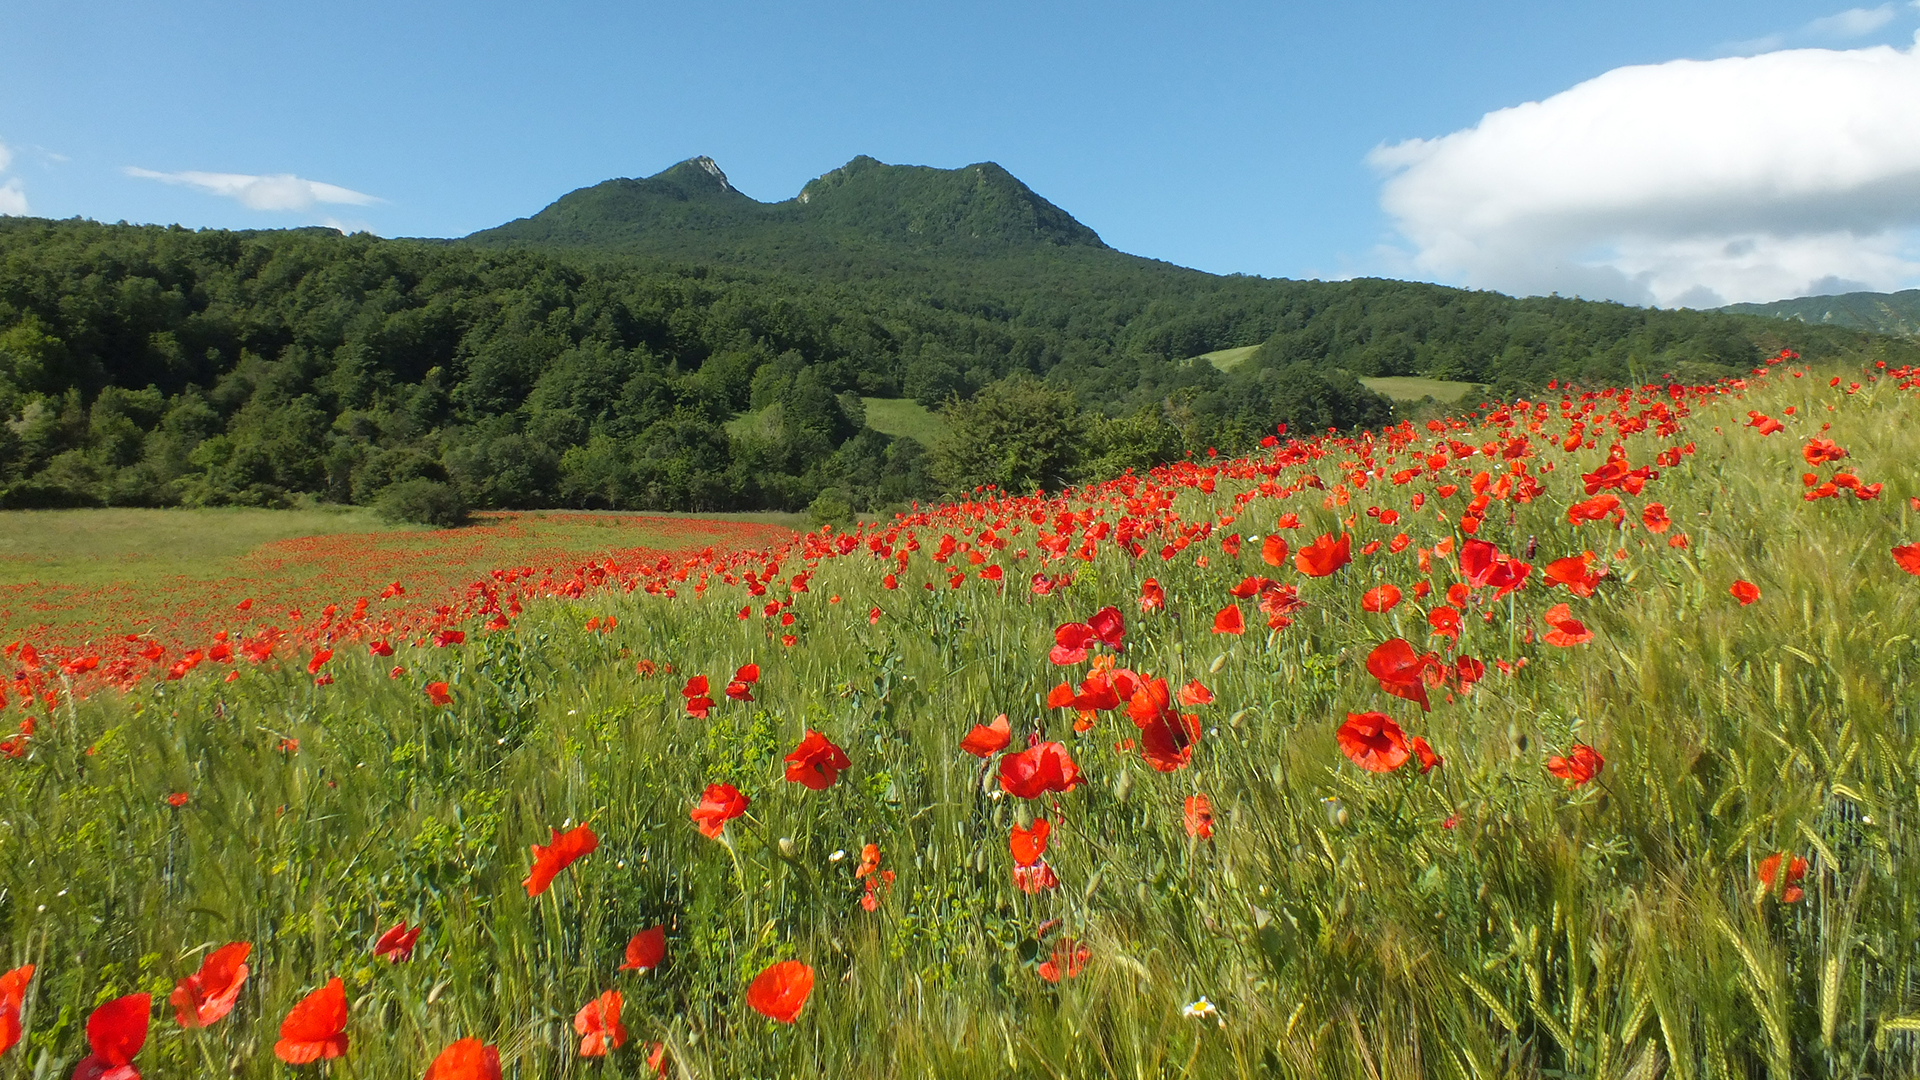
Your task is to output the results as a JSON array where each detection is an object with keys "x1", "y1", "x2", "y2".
[{"x1": 4, "y1": 1, "x2": 1919, "y2": 305}]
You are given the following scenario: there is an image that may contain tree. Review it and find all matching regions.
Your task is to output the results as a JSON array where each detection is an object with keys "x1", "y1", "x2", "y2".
[{"x1": 931, "y1": 374, "x2": 1081, "y2": 496}]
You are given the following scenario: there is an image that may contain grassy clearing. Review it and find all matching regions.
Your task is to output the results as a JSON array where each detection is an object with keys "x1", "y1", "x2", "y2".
[
  {"x1": 858, "y1": 397, "x2": 947, "y2": 445},
  {"x1": 2, "y1": 360, "x2": 1919, "y2": 1077},
  {"x1": 1359, "y1": 375, "x2": 1484, "y2": 403},
  {"x1": 0, "y1": 509, "x2": 802, "y2": 644},
  {"x1": 1193, "y1": 344, "x2": 1261, "y2": 371}
]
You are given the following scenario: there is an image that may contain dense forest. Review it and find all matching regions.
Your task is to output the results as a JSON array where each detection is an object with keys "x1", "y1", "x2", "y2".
[{"x1": 0, "y1": 157, "x2": 1912, "y2": 517}]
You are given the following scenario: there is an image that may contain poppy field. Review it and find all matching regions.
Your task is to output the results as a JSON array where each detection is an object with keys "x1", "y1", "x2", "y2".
[{"x1": 4, "y1": 351, "x2": 1920, "y2": 1078}]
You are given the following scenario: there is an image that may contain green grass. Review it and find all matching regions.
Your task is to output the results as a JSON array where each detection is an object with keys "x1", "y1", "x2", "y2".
[
  {"x1": 858, "y1": 397, "x2": 947, "y2": 445},
  {"x1": 1193, "y1": 344, "x2": 1261, "y2": 371},
  {"x1": 3, "y1": 364, "x2": 1919, "y2": 1077},
  {"x1": 0, "y1": 506, "x2": 397, "y2": 586},
  {"x1": 1359, "y1": 375, "x2": 1484, "y2": 403}
]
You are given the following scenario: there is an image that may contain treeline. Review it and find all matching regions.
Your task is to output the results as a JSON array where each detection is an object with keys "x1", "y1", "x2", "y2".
[{"x1": 1, "y1": 217, "x2": 1911, "y2": 518}]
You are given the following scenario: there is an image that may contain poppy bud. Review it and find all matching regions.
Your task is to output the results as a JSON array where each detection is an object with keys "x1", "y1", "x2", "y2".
[
  {"x1": 777, "y1": 837, "x2": 797, "y2": 858},
  {"x1": 1208, "y1": 653, "x2": 1227, "y2": 675},
  {"x1": 1112, "y1": 771, "x2": 1133, "y2": 803},
  {"x1": 1229, "y1": 709, "x2": 1248, "y2": 728}
]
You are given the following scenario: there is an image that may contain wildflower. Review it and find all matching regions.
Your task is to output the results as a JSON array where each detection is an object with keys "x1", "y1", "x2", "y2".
[
  {"x1": 165, "y1": 792, "x2": 190, "y2": 808},
  {"x1": 1138, "y1": 578, "x2": 1166, "y2": 612},
  {"x1": 1412, "y1": 736, "x2": 1443, "y2": 773},
  {"x1": 999, "y1": 742, "x2": 1082, "y2": 798},
  {"x1": 1260, "y1": 535, "x2": 1289, "y2": 566},
  {"x1": 1182, "y1": 997, "x2": 1218, "y2": 1020},
  {"x1": 574, "y1": 990, "x2": 627, "y2": 1057},
  {"x1": 1361, "y1": 584, "x2": 1402, "y2": 613},
  {"x1": 1730, "y1": 579, "x2": 1761, "y2": 605},
  {"x1": 1183, "y1": 794, "x2": 1214, "y2": 839},
  {"x1": 1212, "y1": 604, "x2": 1245, "y2": 635},
  {"x1": 372, "y1": 921, "x2": 421, "y2": 963},
  {"x1": 783, "y1": 731, "x2": 852, "y2": 790},
  {"x1": 1038, "y1": 940, "x2": 1091, "y2": 982},
  {"x1": 1758, "y1": 852, "x2": 1809, "y2": 903},
  {"x1": 690, "y1": 784, "x2": 749, "y2": 838},
  {"x1": 681, "y1": 675, "x2": 714, "y2": 718},
  {"x1": 424, "y1": 682, "x2": 452, "y2": 706},
  {"x1": 76, "y1": 993, "x2": 150, "y2": 1080},
  {"x1": 1010, "y1": 819, "x2": 1050, "y2": 866},
  {"x1": 423, "y1": 1039, "x2": 501, "y2": 1080},
  {"x1": 1366, "y1": 638, "x2": 1433, "y2": 710},
  {"x1": 959, "y1": 714, "x2": 1012, "y2": 757},
  {"x1": 1012, "y1": 862, "x2": 1061, "y2": 893},
  {"x1": 524, "y1": 824, "x2": 598, "y2": 897},
  {"x1": 275, "y1": 978, "x2": 349, "y2": 1064},
  {"x1": 0, "y1": 964, "x2": 33, "y2": 1057},
  {"x1": 170, "y1": 943, "x2": 250, "y2": 1028},
  {"x1": 1891, "y1": 543, "x2": 1920, "y2": 576},
  {"x1": 1335, "y1": 712, "x2": 1410, "y2": 772},
  {"x1": 746, "y1": 960, "x2": 814, "y2": 1024},
  {"x1": 1542, "y1": 603, "x2": 1594, "y2": 647},
  {"x1": 621, "y1": 927, "x2": 666, "y2": 972},
  {"x1": 1546, "y1": 744, "x2": 1605, "y2": 787},
  {"x1": 1293, "y1": 533, "x2": 1352, "y2": 577}
]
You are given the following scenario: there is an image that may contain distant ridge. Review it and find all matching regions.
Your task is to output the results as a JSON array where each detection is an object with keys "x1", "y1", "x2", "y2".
[
  {"x1": 1721, "y1": 289, "x2": 1920, "y2": 337},
  {"x1": 468, "y1": 154, "x2": 1107, "y2": 258}
]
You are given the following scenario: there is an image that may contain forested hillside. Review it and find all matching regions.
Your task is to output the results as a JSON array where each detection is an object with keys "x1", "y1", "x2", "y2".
[
  {"x1": 1, "y1": 159, "x2": 1913, "y2": 516},
  {"x1": 1723, "y1": 288, "x2": 1920, "y2": 337}
]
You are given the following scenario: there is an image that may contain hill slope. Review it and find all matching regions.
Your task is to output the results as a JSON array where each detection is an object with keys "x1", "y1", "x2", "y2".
[{"x1": 1722, "y1": 288, "x2": 1920, "y2": 336}]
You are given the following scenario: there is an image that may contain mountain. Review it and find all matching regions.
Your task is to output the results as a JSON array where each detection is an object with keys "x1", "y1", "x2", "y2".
[
  {"x1": 469, "y1": 155, "x2": 1107, "y2": 261},
  {"x1": 1720, "y1": 289, "x2": 1920, "y2": 337}
]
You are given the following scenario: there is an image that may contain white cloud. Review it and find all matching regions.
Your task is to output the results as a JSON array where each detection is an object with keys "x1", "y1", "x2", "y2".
[
  {"x1": 1805, "y1": 5, "x2": 1896, "y2": 38},
  {"x1": 123, "y1": 167, "x2": 379, "y2": 212},
  {"x1": 1372, "y1": 40, "x2": 1920, "y2": 306},
  {"x1": 0, "y1": 139, "x2": 24, "y2": 216}
]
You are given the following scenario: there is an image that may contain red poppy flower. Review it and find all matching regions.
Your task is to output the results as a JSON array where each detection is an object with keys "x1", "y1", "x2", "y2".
[
  {"x1": 998, "y1": 742, "x2": 1082, "y2": 799},
  {"x1": 306, "y1": 649, "x2": 332, "y2": 675},
  {"x1": 783, "y1": 730, "x2": 852, "y2": 790},
  {"x1": 524, "y1": 824, "x2": 599, "y2": 897},
  {"x1": 372, "y1": 921, "x2": 421, "y2": 963},
  {"x1": 1294, "y1": 533, "x2": 1352, "y2": 577},
  {"x1": 1010, "y1": 818, "x2": 1050, "y2": 866},
  {"x1": 1896, "y1": 544, "x2": 1920, "y2": 575},
  {"x1": 1212, "y1": 604, "x2": 1245, "y2": 635},
  {"x1": 1543, "y1": 553, "x2": 1604, "y2": 597},
  {"x1": 643, "y1": 1042, "x2": 668, "y2": 1078},
  {"x1": 424, "y1": 682, "x2": 452, "y2": 706},
  {"x1": 1183, "y1": 794, "x2": 1214, "y2": 839},
  {"x1": 574, "y1": 990, "x2": 627, "y2": 1057},
  {"x1": 1566, "y1": 493, "x2": 1622, "y2": 524},
  {"x1": 1176, "y1": 680, "x2": 1213, "y2": 706},
  {"x1": 690, "y1": 783, "x2": 749, "y2": 838},
  {"x1": 1427, "y1": 606, "x2": 1462, "y2": 640},
  {"x1": 1802, "y1": 437, "x2": 1847, "y2": 465},
  {"x1": 1730, "y1": 579, "x2": 1761, "y2": 605},
  {"x1": 1361, "y1": 584, "x2": 1402, "y2": 613},
  {"x1": 959, "y1": 713, "x2": 1012, "y2": 757},
  {"x1": 74, "y1": 993, "x2": 149, "y2": 1080},
  {"x1": 1641, "y1": 503, "x2": 1671, "y2": 533},
  {"x1": 1037, "y1": 940, "x2": 1091, "y2": 983},
  {"x1": 1, "y1": 964, "x2": 33, "y2": 1057},
  {"x1": 275, "y1": 978, "x2": 348, "y2": 1064},
  {"x1": 1050, "y1": 622, "x2": 1095, "y2": 665},
  {"x1": 165, "y1": 792, "x2": 189, "y2": 808},
  {"x1": 1336, "y1": 712, "x2": 1411, "y2": 772},
  {"x1": 621, "y1": 926, "x2": 666, "y2": 972},
  {"x1": 1546, "y1": 744, "x2": 1605, "y2": 787},
  {"x1": 170, "y1": 942, "x2": 249, "y2": 1029},
  {"x1": 1087, "y1": 606, "x2": 1125, "y2": 648},
  {"x1": 1260, "y1": 535, "x2": 1289, "y2": 566},
  {"x1": 423, "y1": 1038, "x2": 501, "y2": 1080},
  {"x1": 1758, "y1": 852, "x2": 1809, "y2": 903},
  {"x1": 681, "y1": 675, "x2": 715, "y2": 718},
  {"x1": 1138, "y1": 578, "x2": 1166, "y2": 612},
  {"x1": 1012, "y1": 862, "x2": 1061, "y2": 893},
  {"x1": 1412, "y1": 737, "x2": 1442, "y2": 774},
  {"x1": 1542, "y1": 603, "x2": 1593, "y2": 647},
  {"x1": 1139, "y1": 711, "x2": 1200, "y2": 772},
  {"x1": 746, "y1": 960, "x2": 814, "y2": 1024},
  {"x1": 1366, "y1": 638, "x2": 1433, "y2": 711}
]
